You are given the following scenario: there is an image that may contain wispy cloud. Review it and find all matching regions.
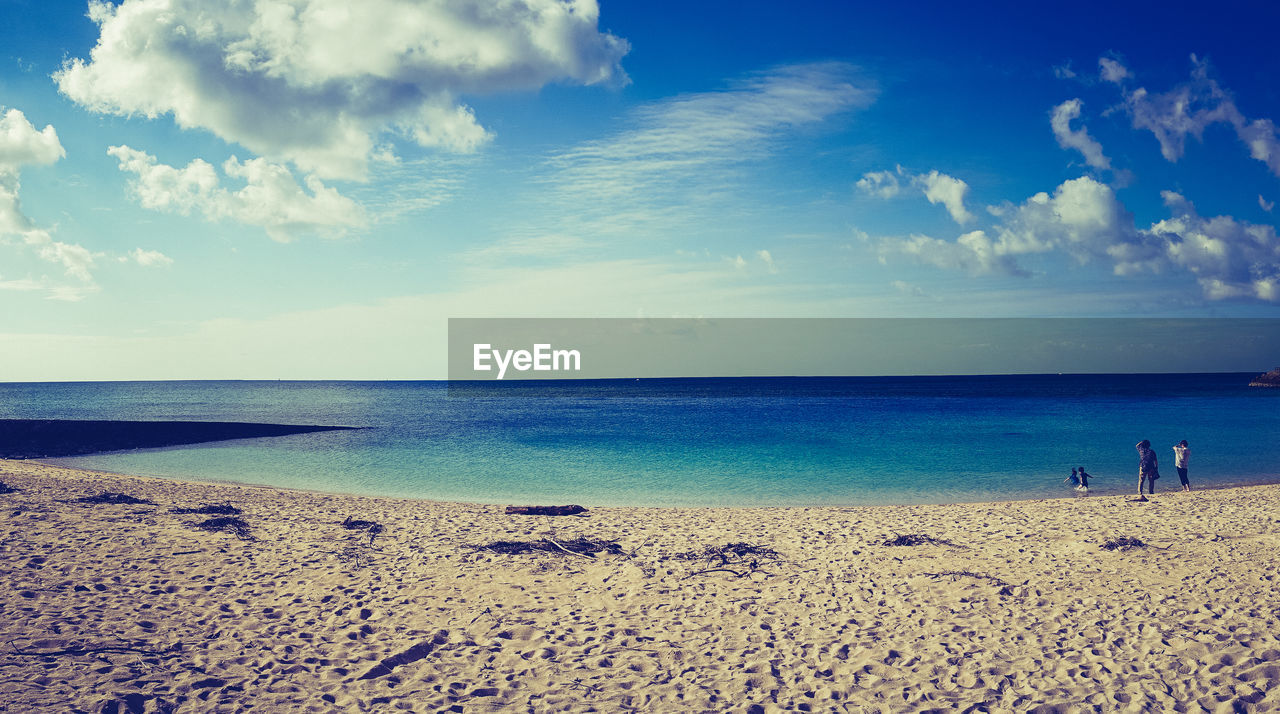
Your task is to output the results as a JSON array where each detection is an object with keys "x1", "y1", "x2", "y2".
[{"x1": 527, "y1": 62, "x2": 874, "y2": 239}]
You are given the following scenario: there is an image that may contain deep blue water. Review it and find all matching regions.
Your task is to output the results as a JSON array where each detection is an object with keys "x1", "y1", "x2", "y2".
[{"x1": 1, "y1": 375, "x2": 1276, "y2": 506}]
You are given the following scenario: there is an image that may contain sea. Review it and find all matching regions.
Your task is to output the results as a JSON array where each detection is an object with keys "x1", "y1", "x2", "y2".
[{"x1": 1, "y1": 374, "x2": 1276, "y2": 507}]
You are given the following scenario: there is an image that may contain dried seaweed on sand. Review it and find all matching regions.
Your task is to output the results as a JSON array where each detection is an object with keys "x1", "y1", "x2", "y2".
[
  {"x1": 192, "y1": 516, "x2": 253, "y2": 540},
  {"x1": 71, "y1": 492, "x2": 155, "y2": 505},
  {"x1": 1101, "y1": 536, "x2": 1147, "y2": 551},
  {"x1": 881, "y1": 533, "x2": 958, "y2": 547},
  {"x1": 171, "y1": 504, "x2": 241, "y2": 515},
  {"x1": 341, "y1": 516, "x2": 386, "y2": 544}
]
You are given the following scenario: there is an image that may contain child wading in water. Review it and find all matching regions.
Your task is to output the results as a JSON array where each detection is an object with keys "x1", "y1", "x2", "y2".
[
  {"x1": 1065, "y1": 467, "x2": 1081, "y2": 490},
  {"x1": 1076, "y1": 467, "x2": 1093, "y2": 493}
]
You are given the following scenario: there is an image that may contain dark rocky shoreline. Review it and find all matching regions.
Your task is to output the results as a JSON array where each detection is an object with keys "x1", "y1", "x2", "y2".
[{"x1": 0, "y1": 419, "x2": 358, "y2": 459}]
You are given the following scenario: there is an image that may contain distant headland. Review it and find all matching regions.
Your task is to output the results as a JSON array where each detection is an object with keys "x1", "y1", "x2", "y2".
[
  {"x1": 0, "y1": 419, "x2": 359, "y2": 459},
  {"x1": 1249, "y1": 368, "x2": 1280, "y2": 388}
]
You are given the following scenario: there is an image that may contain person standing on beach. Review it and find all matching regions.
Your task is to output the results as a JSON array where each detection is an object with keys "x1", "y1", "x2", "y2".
[
  {"x1": 1136, "y1": 440, "x2": 1158, "y2": 500},
  {"x1": 1173, "y1": 440, "x2": 1191, "y2": 492}
]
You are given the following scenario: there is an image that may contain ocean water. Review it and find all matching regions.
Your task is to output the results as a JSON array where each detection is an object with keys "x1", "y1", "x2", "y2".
[{"x1": 1, "y1": 375, "x2": 1277, "y2": 507}]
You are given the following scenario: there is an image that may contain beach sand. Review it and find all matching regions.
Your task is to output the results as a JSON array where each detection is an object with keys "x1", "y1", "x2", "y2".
[{"x1": 2, "y1": 459, "x2": 1279, "y2": 712}]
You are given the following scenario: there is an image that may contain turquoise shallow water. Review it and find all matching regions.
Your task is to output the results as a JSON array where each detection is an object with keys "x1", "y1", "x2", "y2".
[{"x1": 2, "y1": 375, "x2": 1276, "y2": 506}]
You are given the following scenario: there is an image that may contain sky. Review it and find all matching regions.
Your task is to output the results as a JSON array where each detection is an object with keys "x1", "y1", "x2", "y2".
[{"x1": 1, "y1": 0, "x2": 1279, "y2": 379}]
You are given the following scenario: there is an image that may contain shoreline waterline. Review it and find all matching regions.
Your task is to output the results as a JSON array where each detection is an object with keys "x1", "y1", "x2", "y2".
[{"x1": 12, "y1": 456, "x2": 1280, "y2": 510}]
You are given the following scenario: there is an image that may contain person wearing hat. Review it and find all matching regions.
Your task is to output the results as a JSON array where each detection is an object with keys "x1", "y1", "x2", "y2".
[{"x1": 1173, "y1": 440, "x2": 1191, "y2": 492}]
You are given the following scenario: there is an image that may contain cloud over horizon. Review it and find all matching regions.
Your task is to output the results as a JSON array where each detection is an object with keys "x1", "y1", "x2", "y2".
[{"x1": 877, "y1": 175, "x2": 1280, "y2": 302}]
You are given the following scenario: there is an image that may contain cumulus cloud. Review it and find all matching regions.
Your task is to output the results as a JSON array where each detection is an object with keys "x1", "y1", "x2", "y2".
[
  {"x1": 1099, "y1": 57, "x2": 1130, "y2": 84},
  {"x1": 881, "y1": 177, "x2": 1157, "y2": 276},
  {"x1": 108, "y1": 145, "x2": 365, "y2": 241},
  {"x1": 56, "y1": 0, "x2": 629, "y2": 180},
  {"x1": 1050, "y1": 99, "x2": 1112, "y2": 170},
  {"x1": 916, "y1": 170, "x2": 974, "y2": 224},
  {"x1": 1148, "y1": 192, "x2": 1280, "y2": 302},
  {"x1": 1111, "y1": 55, "x2": 1280, "y2": 176},
  {"x1": 886, "y1": 230, "x2": 1024, "y2": 276},
  {"x1": 0, "y1": 108, "x2": 64, "y2": 168},
  {"x1": 857, "y1": 166, "x2": 974, "y2": 224},
  {"x1": 0, "y1": 108, "x2": 100, "y2": 288},
  {"x1": 878, "y1": 175, "x2": 1280, "y2": 303},
  {"x1": 855, "y1": 168, "x2": 903, "y2": 198}
]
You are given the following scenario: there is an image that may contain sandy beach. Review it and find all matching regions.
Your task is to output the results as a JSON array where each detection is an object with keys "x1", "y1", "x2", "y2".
[{"x1": 2, "y1": 459, "x2": 1279, "y2": 712}]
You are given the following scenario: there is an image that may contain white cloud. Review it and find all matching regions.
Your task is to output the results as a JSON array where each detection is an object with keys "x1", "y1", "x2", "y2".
[
  {"x1": 855, "y1": 168, "x2": 902, "y2": 198},
  {"x1": 108, "y1": 145, "x2": 365, "y2": 241},
  {"x1": 529, "y1": 62, "x2": 872, "y2": 238},
  {"x1": 915, "y1": 170, "x2": 974, "y2": 225},
  {"x1": 1099, "y1": 57, "x2": 1130, "y2": 84},
  {"x1": 1261, "y1": 195, "x2": 1275, "y2": 213},
  {"x1": 129, "y1": 247, "x2": 174, "y2": 267},
  {"x1": 0, "y1": 108, "x2": 100, "y2": 287},
  {"x1": 1113, "y1": 54, "x2": 1280, "y2": 176},
  {"x1": 0, "y1": 108, "x2": 64, "y2": 168},
  {"x1": 890, "y1": 280, "x2": 929, "y2": 297},
  {"x1": 1148, "y1": 192, "x2": 1280, "y2": 302},
  {"x1": 1050, "y1": 99, "x2": 1112, "y2": 170},
  {"x1": 757, "y1": 249, "x2": 778, "y2": 273},
  {"x1": 878, "y1": 175, "x2": 1280, "y2": 303},
  {"x1": 858, "y1": 166, "x2": 974, "y2": 225},
  {"x1": 56, "y1": 0, "x2": 630, "y2": 180},
  {"x1": 727, "y1": 254, "x2": 747, "y2": 269},
  {"x1": 879, "y1": 177, "x2": 1142, "y2": 275}
]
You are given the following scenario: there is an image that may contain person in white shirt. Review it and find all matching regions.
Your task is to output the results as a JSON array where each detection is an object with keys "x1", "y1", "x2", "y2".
[{"x1": 1173, "y1": 440, "x2": 1191, "y2": 492}]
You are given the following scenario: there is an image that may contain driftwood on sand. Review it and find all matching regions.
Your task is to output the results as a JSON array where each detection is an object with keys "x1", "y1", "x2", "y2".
[
  {"x1": 504, "y1": 505, "x2": 587, "y2": 516},
  {"x1": 475, "y1": 537, "x2": 623, "y2": 558},
  {"x1": 671, "y1": 542, "x2": 781, "y2": 579}
]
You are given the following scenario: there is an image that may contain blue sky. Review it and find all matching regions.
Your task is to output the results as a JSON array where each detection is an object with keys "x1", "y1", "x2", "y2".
[{"x1": 1, "y1": 0, "x2": 1279, "y2": 379}]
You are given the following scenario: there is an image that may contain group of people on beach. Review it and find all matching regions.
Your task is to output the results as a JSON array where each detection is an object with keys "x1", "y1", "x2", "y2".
[
  {"x1": 1134, "y1": 439, "x2": 1192, "y2": 501},
  {"x1": 1065, "y1": 440, "x2": 1191, "y2": 500}
]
